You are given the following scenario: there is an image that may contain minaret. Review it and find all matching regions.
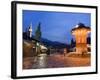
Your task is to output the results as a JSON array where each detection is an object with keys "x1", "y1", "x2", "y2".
[{"x1": 28, "y1": 23, "x2": 32, "y2": 38}]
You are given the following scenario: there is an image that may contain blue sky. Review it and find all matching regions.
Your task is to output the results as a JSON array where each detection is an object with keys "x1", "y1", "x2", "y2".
[{"x1": 23, "y1": 10, "x2": 91, "y2": 44}]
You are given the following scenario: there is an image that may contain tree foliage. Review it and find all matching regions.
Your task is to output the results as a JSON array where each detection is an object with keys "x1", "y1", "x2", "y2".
[{"x1": 35, "y1": 23, "x2": 41, "y2": 41}]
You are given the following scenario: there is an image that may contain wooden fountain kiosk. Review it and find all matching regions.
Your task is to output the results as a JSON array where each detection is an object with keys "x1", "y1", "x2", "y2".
[{"x1": 71, "y1": 23, "x2": 91, "y2": 54}]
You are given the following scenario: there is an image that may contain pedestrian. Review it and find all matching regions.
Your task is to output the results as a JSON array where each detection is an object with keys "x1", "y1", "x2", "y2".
[
  {"x1": 47, "y1": 48, "x2": 50, "y2": 56},
  {"x1": 64, "y1": 48, "x2": 67, "y2": 56}
]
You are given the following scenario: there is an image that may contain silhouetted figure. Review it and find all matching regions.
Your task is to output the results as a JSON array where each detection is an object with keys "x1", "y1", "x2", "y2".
[
  {"x1": 47, "y1": 48, "x2": 50, "y2": 56},
  {"x1": 64, "y1": 48, "x2": 67, "y2": 56}
]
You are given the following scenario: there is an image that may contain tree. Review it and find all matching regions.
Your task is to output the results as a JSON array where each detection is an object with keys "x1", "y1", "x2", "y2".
[
  {"x1": 35, "y1": 23, "x2": 41, "y2": 41},
  {"x1": 35, "y1": 22, "x2": 42, "y2": 55},
  {"x1": 71, "y1": 38, "x2": 75, "y2": 48}
]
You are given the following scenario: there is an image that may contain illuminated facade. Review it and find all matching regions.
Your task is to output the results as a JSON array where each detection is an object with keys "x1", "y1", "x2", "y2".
[{"x1": 71, "y1": 23, "x2": 91, "y2": 54}]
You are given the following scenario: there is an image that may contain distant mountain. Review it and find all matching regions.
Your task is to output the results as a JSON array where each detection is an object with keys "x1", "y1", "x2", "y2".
[
  {"x1": 23, "y1": 32, "x2": 68, "y2": 48},
  {"x1": 40, "y1": 37, "x2": 67, "y2": 48}
]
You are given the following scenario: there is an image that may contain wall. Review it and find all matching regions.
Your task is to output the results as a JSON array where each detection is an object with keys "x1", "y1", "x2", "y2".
[{"x1": 0, "y1": 0, "x2": 99, "y2": 80}]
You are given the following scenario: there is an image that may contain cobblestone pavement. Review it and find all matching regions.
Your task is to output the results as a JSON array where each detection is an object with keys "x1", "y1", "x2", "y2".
[{"x1": 23, "y1": 53, "x2": 90, "y2": 69}]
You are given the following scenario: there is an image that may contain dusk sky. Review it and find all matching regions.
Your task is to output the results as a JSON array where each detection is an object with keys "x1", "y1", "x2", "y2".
[{"x1": 23, "y1": 10, "x2": 91, "y2": 44}]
